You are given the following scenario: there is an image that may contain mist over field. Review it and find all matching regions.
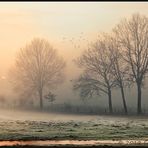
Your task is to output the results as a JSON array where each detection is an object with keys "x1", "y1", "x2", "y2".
[
  {"x1": 0, "y1": 3, "x2": 146, "y2": 111},
  {"x1": 0, "y1": 2, "x2": 147, "y2": 114},
  {"x1": 0, "y1": 3, "x2": 148, "y2": 147}
]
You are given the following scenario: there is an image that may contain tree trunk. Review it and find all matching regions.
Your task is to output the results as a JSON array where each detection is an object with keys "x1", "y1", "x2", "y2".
[
  {"x1": 39, "y1": 90, "x2": 43, "y2": 110},
  {"x1": 108, "y1": 88, "x2": 113, "y2": 114},
  {"x1": 120, "y1": 85, "x2": 128, "y2": 114},
  {"x1": 137, "y1": 83, "x2": 142, "y2": 114}
]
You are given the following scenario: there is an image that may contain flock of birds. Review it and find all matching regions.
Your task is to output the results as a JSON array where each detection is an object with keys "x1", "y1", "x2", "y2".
[{"x1": 61, "y1": 32, "x2": 90, "y2": 49}]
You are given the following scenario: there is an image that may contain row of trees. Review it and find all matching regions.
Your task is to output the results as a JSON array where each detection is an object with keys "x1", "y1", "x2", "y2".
[
  {"x1": 10, "y1": 13, "x2": 148, "y2": 114},
  {"x1": 74, "y1": 13, "x2": 148, "y2": 114}
]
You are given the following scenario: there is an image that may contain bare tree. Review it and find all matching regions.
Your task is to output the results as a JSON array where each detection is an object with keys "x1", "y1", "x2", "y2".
[
  {"x1": 10, "y1": 38, "x2": 65, "y2": 109},
  {"x1": 109, "y1": 36, "x2": 129, "y2": 114},
  {"x1": 44, "y1": 91, "x2": 56, "y2": 105},
  {"x1": 74, "y1": 35, "x2": 116, "y2": 113},
  {"x1": 114, "y1": 13, "x2": 148, "y2": 114}
]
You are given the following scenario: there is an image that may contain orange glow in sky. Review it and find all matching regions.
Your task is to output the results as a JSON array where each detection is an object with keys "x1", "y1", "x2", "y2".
[{"x1": 0, "y1": 2, "x2": 148, "y2": 81}]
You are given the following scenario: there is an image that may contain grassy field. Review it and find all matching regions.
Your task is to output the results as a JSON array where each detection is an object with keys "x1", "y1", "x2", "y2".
[{"x1": 0, "y1": 109, "x2": 147, "y2": 141}]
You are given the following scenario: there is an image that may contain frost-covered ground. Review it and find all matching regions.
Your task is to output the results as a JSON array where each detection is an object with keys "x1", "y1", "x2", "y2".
[{"x1": 0, "y1": 108, "x2": 148, "y2": 140}]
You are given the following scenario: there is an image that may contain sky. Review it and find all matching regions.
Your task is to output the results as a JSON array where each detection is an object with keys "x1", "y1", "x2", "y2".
[{"x1": 0, "y1": 2, "x2": 148, "y2": 106}]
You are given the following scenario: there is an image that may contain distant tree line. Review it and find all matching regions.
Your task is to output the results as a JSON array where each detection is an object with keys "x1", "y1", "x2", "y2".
[{"x1": 9, "y1": 13, "x2": 148, "y2": 115}]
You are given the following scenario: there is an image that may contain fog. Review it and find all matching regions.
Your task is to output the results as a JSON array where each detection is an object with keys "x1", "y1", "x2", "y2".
[
  {"x1": 0, "y1": 2, "x2": 148, "y2": 114},
  {"x1": 0, "y1": 108, "x2": 101, "y2": 122}
]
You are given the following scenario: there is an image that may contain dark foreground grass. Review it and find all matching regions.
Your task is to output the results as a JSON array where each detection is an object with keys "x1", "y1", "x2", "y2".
[{"x1": 0, "y1": 119, "x2": 148, "y2": 141}]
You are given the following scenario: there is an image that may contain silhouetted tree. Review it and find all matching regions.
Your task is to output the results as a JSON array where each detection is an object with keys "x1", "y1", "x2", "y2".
[
  {"x1": 109, "y1": 36, "x2": 129, "y2": 114},
  {"x1": 10, "y1": 38, "x2": 65, "y2": 109},
  {"x1": 114, "y1": 13, "x2": 148, "y2": 114},
  {"x1": 44, "y1": 91, "x2": 56, "y2": 105},
  {"x1": 74, "y1": 35, "x2": 116, "y2": 113}
]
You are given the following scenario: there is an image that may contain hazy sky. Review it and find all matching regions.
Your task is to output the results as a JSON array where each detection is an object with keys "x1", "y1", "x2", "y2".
[
  {"x1": 0, "y1": 2, "x2": 148, "y2": 76},
  {"x1": 0, "y1": 2, "x2": 148, "y2": 104}
]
